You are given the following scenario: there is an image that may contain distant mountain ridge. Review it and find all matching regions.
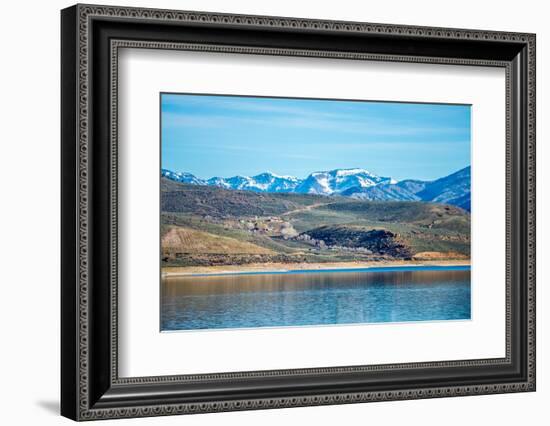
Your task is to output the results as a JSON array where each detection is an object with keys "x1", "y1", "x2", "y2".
[
  {"x1": 344, "y1": 167, "x2": 471, "y2": 211},
  {"x1": 207, "y1": 172, "x2": 301, "y2": 193},
  {"x1": 161, "y1": 166, "x2": 471, "y2": 211}
]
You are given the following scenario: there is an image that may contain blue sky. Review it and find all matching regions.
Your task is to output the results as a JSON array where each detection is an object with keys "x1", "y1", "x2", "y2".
[{"x1": 161, "y1": 93, "x2": 470, "y2": 181}]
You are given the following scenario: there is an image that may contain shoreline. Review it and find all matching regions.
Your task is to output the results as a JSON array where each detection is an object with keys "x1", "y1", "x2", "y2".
[{"x1": 162, "y1": 259, "x2": 471, "y2": 277}]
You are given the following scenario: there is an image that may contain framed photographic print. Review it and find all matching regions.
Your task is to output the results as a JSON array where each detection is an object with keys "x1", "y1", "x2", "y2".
[{"x1": 61, "y1": 4, "x2": 536, "y2": 421}]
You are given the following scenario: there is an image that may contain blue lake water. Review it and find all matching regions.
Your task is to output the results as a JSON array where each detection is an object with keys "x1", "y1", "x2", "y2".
[{"x1": 161, "y1": 265, "x2": 471, "y2": 331}]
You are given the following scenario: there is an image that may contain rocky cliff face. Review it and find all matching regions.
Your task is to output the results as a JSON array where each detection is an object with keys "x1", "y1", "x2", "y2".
[{"x1": 298, "y1": 225, "x2": 413, "y2": 259}]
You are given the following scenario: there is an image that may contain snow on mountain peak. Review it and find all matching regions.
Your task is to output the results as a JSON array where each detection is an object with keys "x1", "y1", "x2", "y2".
[
  {"x1": 162, "y1": 167, "x2": 396, "y2": 196},
  {"x1": 334, "y1": 168, "x2": 372, "y2": 177},
  {"x1": 262, "y1": 171, "x2": 299, "y2": 180}
]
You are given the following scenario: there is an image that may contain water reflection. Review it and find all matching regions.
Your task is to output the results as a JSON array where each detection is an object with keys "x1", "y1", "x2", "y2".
[{"x1": 161, "y1": 267, "x2": 471, "y2": 331}]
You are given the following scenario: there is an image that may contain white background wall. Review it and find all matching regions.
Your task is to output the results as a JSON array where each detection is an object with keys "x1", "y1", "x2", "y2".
[{"x1": 0, "y1": 0, "x2": 546, "y2": 424}]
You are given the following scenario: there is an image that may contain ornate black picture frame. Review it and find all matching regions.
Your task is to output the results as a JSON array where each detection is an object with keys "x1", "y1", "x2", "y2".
[{"x1": 61, "y1": 4, "x2": 536, "y2": 421}]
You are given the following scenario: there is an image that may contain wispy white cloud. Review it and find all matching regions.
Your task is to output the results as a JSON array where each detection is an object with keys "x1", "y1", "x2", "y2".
[
  {"x1": 168, "y1": 139, "x2": 323, "y2": 162},
  {"x1": 322, "y1": 140, "x2": 470, "y2": 149},
  {"x1": 163, "y1": 95, "x2": 342, "y2": 119},
  {"x1": 162, "y1": 111, "x2": 466, "y2": 137}
]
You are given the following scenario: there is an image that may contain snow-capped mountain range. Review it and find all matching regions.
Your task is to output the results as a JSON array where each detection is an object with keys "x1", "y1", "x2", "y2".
[{"x1": 161, "y1": 166, "x2": 471, "y2": 211}]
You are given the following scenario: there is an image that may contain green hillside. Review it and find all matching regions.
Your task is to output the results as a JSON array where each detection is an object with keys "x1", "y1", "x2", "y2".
[
  {"x1": 161, "y1": 178, "x2": 332, "y2": 217},
  {"x1": 160, "y1": 179, "x2": 470, "y2": 267}
]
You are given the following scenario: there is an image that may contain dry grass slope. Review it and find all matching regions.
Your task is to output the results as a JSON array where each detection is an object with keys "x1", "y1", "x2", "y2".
[{"x1": 162, "y1": 226, "x2": 274, "y2": 255}]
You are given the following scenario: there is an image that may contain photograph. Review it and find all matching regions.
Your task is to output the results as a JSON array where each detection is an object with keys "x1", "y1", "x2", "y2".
[{"x1": 160, "y1": 93, "x2": 472, "y2": 331}]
